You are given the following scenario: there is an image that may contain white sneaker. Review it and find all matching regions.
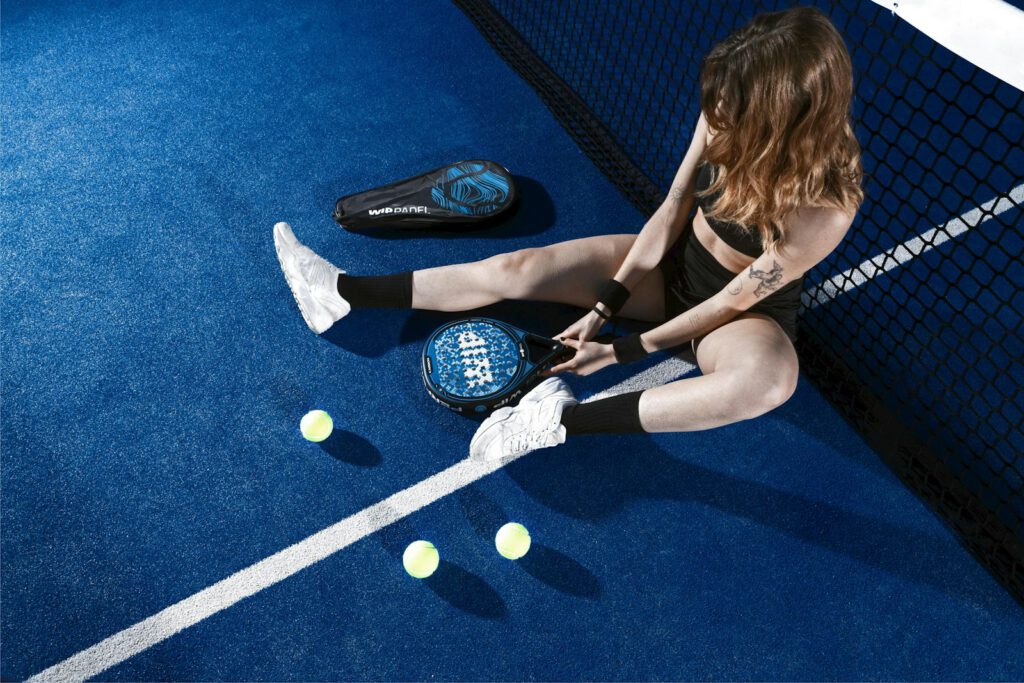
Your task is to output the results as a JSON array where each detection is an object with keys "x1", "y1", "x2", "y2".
[
  {"x1": 273, "y1": 221, "x2": 351, "y2": 334},
  {"x1": 470, "y1": 377, "x2": 577, "y2": 461}
]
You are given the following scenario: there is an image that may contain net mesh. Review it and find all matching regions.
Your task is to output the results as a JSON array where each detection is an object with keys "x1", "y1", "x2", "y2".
[{"x1": 455, "y1": 0, "x2": 1024, "y2": 603}]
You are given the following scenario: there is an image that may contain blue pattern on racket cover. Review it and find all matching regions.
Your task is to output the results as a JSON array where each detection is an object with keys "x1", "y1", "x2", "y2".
[
  {"x1": 422, "y1": 318, "x2": 569, "y2": 414},
  {"x1": 430, "y1": 162, "x2": 511, "y2": 216}
]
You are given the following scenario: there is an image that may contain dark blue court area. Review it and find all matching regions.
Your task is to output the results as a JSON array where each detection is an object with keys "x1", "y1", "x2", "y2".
[{"x1": 2, "y1": 0, "x2": 1022, "y2": 680}]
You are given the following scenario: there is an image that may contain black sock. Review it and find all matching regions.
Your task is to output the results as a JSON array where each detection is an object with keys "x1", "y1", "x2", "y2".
[
  {"x1": 560, "y1": 390, "x2": 645, "y2": 435},
  {"x1": 336, "y1": 272, "x2": 414, "y2": 309}
]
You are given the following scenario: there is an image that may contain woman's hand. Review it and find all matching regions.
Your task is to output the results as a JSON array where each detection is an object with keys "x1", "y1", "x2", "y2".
[
  {"x1": 555, "y1": 309, "x2": 606, "y2": 343},
  {"x1": 548, "y1": 337, "x2": 616, "y2": 376}
]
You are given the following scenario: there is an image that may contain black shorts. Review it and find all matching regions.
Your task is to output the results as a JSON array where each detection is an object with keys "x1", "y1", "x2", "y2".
[{"x1": 657, "y1": 228, "x2": 801, "y2": 350}]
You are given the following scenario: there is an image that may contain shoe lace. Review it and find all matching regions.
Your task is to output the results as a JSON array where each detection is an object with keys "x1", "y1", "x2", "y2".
[
  {"x1": 305, "y1": 258, "x2": 335, "y2": 292},
  {"x1": 505, "y1": 426, "x2": 555, "y2": 456}
]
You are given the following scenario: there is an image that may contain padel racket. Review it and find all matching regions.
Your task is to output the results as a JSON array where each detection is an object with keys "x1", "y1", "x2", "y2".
[{"x1": 422, "y1": 317, "x2": 571, "y2": 414}]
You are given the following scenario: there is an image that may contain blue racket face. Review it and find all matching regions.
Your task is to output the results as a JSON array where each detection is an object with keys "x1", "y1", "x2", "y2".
[{"x1": 427, "y1": 320, "x2": 523, "y2": 400}]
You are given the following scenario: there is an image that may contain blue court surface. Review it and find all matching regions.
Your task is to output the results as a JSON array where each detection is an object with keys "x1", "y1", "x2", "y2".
[{"x1": 2, "y1": 1, "x2": 1023, "y2": 680}]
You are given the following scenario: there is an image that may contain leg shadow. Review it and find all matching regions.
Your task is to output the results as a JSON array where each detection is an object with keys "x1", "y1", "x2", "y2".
[
  {"x1": 768, "y1": 383, "x2": 890, "y2": 477},
  {"x1": 504, "y1": 434, "x2": 1021, "y2": 615},
  {"x1": 456, "y1": 486, "x2": 508, "y2": 542},
  {"x1": 320, "y1": 307, "x2": 415, "y2": 358},
  {"x1": 268, "y1": 372, "x2": 312, "y2": 418},
  {"x1": 457, "y1": 485, "x2": 602, "y2": 599},
  {"x1": 320, "y1": 296, "x2": 581, "y2": 358},
  {"x1": 398, "y1": 300, "x2": 586, "y2": 349}
]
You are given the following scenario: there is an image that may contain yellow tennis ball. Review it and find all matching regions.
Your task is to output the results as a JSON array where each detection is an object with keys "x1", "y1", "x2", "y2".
[
  {"x1": 403, "y1": 540, "x2": 439, "y2": 579},
  {"x1": 495, "y1": 522, "x2": 531, "y2": 560},
  {"x1": 300, "y1": 409, "x2": 333, "y2": 442}
]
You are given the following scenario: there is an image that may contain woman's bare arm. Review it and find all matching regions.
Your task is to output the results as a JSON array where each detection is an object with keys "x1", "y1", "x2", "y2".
[
  {"x1": 600, "y1": 113, "x2": 710, "y2": 303},
  {"x1": 638, "y1": 205, "x2": 855, "y2": 351}
]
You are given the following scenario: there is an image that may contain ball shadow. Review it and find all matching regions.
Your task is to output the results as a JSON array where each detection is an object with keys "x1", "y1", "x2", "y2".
[
  {"x1": 374, "y1": 511, "x2": 507, "y2": 619},
  {"x1": 318, "y1": 429, "x2": 382, "y2": 467},
  {"x1": 457, "y1": 486, "x2": 602, "y2": 599},
  {"x1": 519, "y1": 544, "x2": 602, "y2": 599},
  {"x1": 426, "y1": 560, "x2": 508, "y2": 620}
]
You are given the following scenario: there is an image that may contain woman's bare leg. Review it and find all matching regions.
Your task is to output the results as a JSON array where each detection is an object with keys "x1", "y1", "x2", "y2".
[
  {"x1": 274, "y1": 221, "x2": 664, "y2": 335},
  {"x1": 636, "y1": 313, "x2": 799, "y2": 432},
  {"x1": 411, "y1": 234, "x2": 665, "y2": 322}
]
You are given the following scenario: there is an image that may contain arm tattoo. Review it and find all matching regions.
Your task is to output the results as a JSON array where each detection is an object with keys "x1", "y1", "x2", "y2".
[
  {"x1": 727, "y1": 279, "x2": 742, "y2": 296},
  {"x1": 670, "y1": 185, "x2": 687, "y2": 203},
  {"x1": 749, "y1": 260, "x2": 784, "y2": 298}
]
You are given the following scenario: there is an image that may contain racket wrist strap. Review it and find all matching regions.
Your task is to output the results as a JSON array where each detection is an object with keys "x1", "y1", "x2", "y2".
[
  {"x1": 612, "y1": 332, "x2": 649, "y2": 364},
  {"x1": 597, "y1": 279, "x2": 630, "y2": 316}
]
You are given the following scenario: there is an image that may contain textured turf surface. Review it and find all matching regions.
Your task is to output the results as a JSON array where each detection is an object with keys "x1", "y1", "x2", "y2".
[{"x1": 2, "y1": 0, "x2": 1022, "y2": 680}]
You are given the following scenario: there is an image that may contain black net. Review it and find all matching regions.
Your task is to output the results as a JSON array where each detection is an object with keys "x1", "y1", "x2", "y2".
[{"x1": 456, "y1": 0, "x2": 1024, "y2": 603}]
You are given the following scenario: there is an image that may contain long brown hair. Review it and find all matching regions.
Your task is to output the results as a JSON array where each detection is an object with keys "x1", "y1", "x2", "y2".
[{"x1": 699, "y1": 6, "x2": 863, "y2": 248}]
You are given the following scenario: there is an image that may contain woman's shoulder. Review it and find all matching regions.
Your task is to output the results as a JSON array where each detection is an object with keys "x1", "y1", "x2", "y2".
[{"x1": 785, "y1": 203, "x2": 855, "y2": 246}]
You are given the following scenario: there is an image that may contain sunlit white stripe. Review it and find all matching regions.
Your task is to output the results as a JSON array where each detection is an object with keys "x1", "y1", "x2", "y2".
[
  {"x1": 868, "y1": 0, "x2": 1024, "y2": 92},
  {"x1": 802, "y1": 184, "x2": 1023, "y2": 310}
]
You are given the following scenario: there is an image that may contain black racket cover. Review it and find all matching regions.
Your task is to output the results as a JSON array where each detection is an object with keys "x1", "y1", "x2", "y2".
[{"x1": 333, "y1": 160, "x2": 517, "y2": 233}]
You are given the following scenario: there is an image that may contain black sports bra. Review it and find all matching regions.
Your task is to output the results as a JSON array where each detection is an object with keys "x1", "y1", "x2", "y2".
[{"x1": 695, "y1": 163, "x2": 772, "y2": 257}]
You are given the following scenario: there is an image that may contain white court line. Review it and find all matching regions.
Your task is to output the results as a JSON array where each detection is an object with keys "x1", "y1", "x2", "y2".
[
  {"x1": 28, "y1": 184, "x2": 1020, "y2": 681},
  {"x1": 26, "y1": 360, "x2": 697, "y2": 683},
  {"x1": 802, "y1": 184, "x2": 1024, "y2": 310}
]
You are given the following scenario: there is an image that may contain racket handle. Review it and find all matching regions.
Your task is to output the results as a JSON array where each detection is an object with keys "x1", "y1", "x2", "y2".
[
  {"x1": 550, "y1": 333, "x2": 616, "y2": 364},
  {"x1": 551, "y1": 343, "x2": 574, "y2": 364}
]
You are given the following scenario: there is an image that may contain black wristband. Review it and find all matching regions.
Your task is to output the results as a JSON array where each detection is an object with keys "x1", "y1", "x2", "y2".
[
  {"x1": 592, "y1": 305, "x2": 612, "y2": 320},
  {"x1": 612, "y1": 333, "x2": 650, "y2": 364},
  {"x1": 597, "y1": 279, "x2": 631, "y2": 315}
]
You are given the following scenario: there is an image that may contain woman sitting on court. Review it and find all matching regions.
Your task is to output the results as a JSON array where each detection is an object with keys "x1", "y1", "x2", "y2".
[{"x1": 274, "y1": 6, "x2": 864, "y2": 461}]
